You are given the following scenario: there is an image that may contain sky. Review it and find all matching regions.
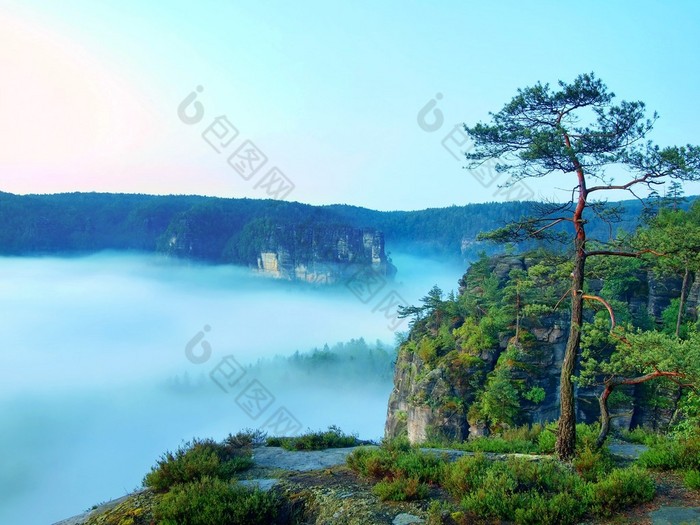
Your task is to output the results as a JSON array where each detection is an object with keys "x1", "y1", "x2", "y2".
[{"x1": 1, "y1": 0, "x2": 700, "y2": 211}]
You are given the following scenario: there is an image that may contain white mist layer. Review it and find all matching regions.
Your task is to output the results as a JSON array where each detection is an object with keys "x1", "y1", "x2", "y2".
[{"x1": 0, "y1": 252, "x2": 463, "y2": 525}]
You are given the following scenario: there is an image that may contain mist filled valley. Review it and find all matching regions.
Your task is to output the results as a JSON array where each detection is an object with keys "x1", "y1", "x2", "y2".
[{"x1": 0, "y1": 251, "x2": 464, "y2": 525}]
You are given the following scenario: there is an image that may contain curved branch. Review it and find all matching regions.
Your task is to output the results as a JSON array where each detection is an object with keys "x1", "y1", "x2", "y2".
[
  {"x1": 587, "y1": 173, "x2": 664, "y2": 194},
  {"x1": 596, "y1": 370, "x2": 688, "y2": 449},
  {"x1": 583, "y1": 294, "x2": 616, "y2": 330},
  {"x1": 585, "y1": 249, "x2": 665, "y2": 258}
]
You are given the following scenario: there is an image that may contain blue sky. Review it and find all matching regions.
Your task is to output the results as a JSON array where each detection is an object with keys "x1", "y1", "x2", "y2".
[{"x1": 2, "y1": 0, "x2": 700, "y2": 210}]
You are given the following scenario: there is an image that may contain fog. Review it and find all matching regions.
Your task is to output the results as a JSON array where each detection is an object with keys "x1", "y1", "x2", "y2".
[{"x1": 0, "y1": 252, "x2": 464, "y2": 524}]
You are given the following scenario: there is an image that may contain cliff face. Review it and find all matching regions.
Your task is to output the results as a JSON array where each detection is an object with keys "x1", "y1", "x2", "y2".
[
  {"x1": 251, "y1": 226, "x2": 394, "y2": 283},
  {"x1": 385, "y1": 255, "x2": 698, "y2": 443},
  {"x1": 160, "y1": 214, "x2": 395, "y2": 283}
]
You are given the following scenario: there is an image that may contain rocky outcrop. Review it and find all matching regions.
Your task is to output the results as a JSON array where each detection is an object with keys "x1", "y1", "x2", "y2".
[
  {"x1": 160, "y1": 214, "x2": 396, "y2": 283},
  {"x1": 252, "y1": 226, "x2": 395, "y2": 284},
  {"x1": 385, "y1": 255, "x2": 694, "y2": 444}
]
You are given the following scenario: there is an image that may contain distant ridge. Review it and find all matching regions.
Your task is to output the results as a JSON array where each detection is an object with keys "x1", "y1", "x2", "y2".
[{"x1": 0, "y1": 192, "x2": 695, "y2": 264}]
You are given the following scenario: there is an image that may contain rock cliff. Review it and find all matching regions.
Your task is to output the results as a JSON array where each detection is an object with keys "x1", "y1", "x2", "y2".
[
  {"x1": 161, "y1": 215, "x2": 395, "y2": 283},
  {"x1": 385, "y1": 255, "x2": 699, "y2": 443},
  {"x1": 251, "y1": 225, "x2": 395, "y2": 283}
]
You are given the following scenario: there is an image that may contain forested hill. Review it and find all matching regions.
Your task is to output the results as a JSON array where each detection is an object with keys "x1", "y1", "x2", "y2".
[{"x1": 0, "y1": 191, "x2": 694, "y2": 263}]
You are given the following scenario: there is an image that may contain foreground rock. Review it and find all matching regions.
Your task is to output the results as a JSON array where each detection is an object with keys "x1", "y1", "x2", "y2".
[{"x1": 54, "y1": 444, "x2": 700, "y2": 525}]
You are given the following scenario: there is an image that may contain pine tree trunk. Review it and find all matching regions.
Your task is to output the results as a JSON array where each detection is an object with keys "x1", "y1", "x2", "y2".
[
  {"x1": 556, "y1": 237, "x2": 585, "y2": 460},
  {"x1": 596, "y1": 384, "x2": 613, "y2": 449},
  {"x1": 675, "y1": 267, "x2": 689, "y2": 338}
]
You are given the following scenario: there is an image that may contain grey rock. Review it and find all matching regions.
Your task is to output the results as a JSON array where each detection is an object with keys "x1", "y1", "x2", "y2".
[
  {"x1": 649, "y1": 506, "x2": 700, "y2": 524},
  {"x1": 393, "y1": 513, "x2": 425, "y2": 525},
  {"x1": 252, "y1": 446, "x2": 370, "y2": 471},
  {"x1": 238, "y1": 478, "x2": 278, "y2": 491}
]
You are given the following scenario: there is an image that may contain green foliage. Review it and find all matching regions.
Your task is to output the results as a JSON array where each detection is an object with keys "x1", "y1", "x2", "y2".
[
  {"x1": 266, "y1": 425, "x2": 363, "y2": 451},
  {"x1": 347, "y1": 439, "x2": 443, "y2": 488},
  {"x1": 353, "y1": 428, "x2": 657, "y2": 523},
  {"x1": 143, "y1": 438, "x2": 253, "y2": 493},
  {"x1": 473, "y1": 367, "x2": 521, "y2": 431},
  {"x1": 588, "y1": 467, "x2": 655, "y2": 517},
  {"x1": 452, "y1": 317, "x2": 494, "y2": 354},
  {"x1": 416, "y1": 336, "x2": 439, "y2": 364},
  {"x1": 453, "y1": 458, "x2": 653, "y2": 524},
  {"x1": 153, "y1": 477, "x2": 283, "y2": 525},
  {"x1": 580, "y1": 327, "x2": 700, "y2": 394},
  {"x1": 573, "y1": 445, "x2": 613, "y2": 482},
  {"x1": 636, "y1": 202, "x2": 700, "y2": 278},
  {"x1": 661, "y1": 299, "x2": 693, "y2": 338},
  {"x1": 427, "y1": 425, "x2": 547, "y2": 455},
  {"x1": 523, "y1": 386, "x2": 546, "y2": 404},
  {"x1": 224, "y1": 428, "x2": 268, "y2": 448},
  {"x1": 373, "y1": 477, "x2": 428, "y2": 501},
  {"x1": 618, "y1": 427, "x2": 659, "y2": 446},
  {"x1": 441, "y1": 453, "x2": 490, "y2": 495},
  {"x1": 673, "y1": 390, "x2": 700, "y2": 437},
  {"x1": 684, "y1": 469, "x2": 700, "y2": 490},
  {"x1": 637, "y1": 434, "x2": 700, "y2": 471}
]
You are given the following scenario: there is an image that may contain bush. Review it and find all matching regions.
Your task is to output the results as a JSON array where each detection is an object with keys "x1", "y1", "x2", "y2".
[
  {"x1": 637, "y1": 435, "x2": 700, "y2": 471},
  {"x1": 537, "y1": 425, "x2": 557, "y2": 453},
  {"x1": 153, "y1": 476, "x2": 283, "y2": 525},
  {"x1": 683, "y1": 469, "x2": 700, "y2": 490},
  {"x1": 451, "y1": 457, "x2": 590, "y2": 524},
  {"x1": 441, "y1": 453, "x2": 489, "y2": 495},
  {"x1": 267, "y1": 425, "x2": 363, "y2": 451},
  {"x1": 513, "y1": 492, "x2": 588, "y2": 525},
  {"x1": 394, "y1": 450, "x2": 445, "y2": 483},
  {"x1": 573, "y1": 445, "x2": 613, "y2": 482},
  {"x1": 373, "y1": 477, "x2": 428, "y2": 501},
  {"x1": 589, "y1": 467, "x2": 655, "y2": 517},
  {"x1": 347, "y1": 447, "x2": 394, "y2": 479},
  {"x1": 347, "y1": 441, "x2": 443, "y2": 485},
  {"x1": 348, "y1": 438, "x2": 443, "y2": 503},
  {"x1": 424, "y1": 424, "x2": 546, "y2": 454},
  {"x1": 618, "y1": 427, "x2": 658, "y2": 445},
  {"x1": 353, "y1": 432, "x2": 657, "y2": 523},
  {"x1": 224, "y1": 428, "x2": 267, "y2": 448},
  {"x1": 143, "y1": 438, "x2": 253, "y2": 492}
]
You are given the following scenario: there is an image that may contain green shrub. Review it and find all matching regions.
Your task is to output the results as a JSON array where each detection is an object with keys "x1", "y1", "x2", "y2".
[
  {"x1": 573, "y1": 445, "x2": 613, "y2": 482},
  {"x1": 223, "y1": 428, "x2": 267, "y2": 448},
  {"x1": 589, "y1": 467, "x2": 655, "y2": 517},
  {"x1": 424, "y1": 423, "x2": 546, "y2": 454},
  {"x1": 502, "y1": 423, "x2": 544, "y2": 443},
  {"x1": 575, "y1": 422, "x2": 601, "y2": 451},
  {"x1": 354, "y1": 431, "x2": 657, "y2": 523},
  {"x1": 442, "y1": 453, "x2": 489, "y2": 496},
  {"x1": 638, "y1": 435, "x2": 700, "y2": 470},
  {"x1": 347, "y1": 442, "x2": 443, "y2": 485},
  {"x1": 537, "y1": 425, "x2": 557, "y2": 453},
  {"x1": 451, "y1": 457, "x2": 589, "y2": 523},
  {"x1": 153, "y1": 476, "x2": 282, "y2": 525},
  {"x1": 434, "y1": 436, "x2": 540, "y2": 454},
  {"x1": 373, "y1": 477, "x2": 428, "y2": 501},
  {"x1": 346, "y1": 447, "x2": 393, "y2": 479},
  {"x1": 143, "y1": 438, "x2": 253, "y2": 492},
  {"x1": 513, "y1": 492, "x2": 588, "y2": 525},
  {"x1": 394, "y1": 450, "x2": 444, "y2": 483},
  {"x1": 684, "y1": 469, "x2": 700, "y2": 490},
  {"x1": 267, "y1": 425, "x2": 363, "y2": 451},
  {"x1": 618, "y1": 427, "x2": 658, "y2": 445}
]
